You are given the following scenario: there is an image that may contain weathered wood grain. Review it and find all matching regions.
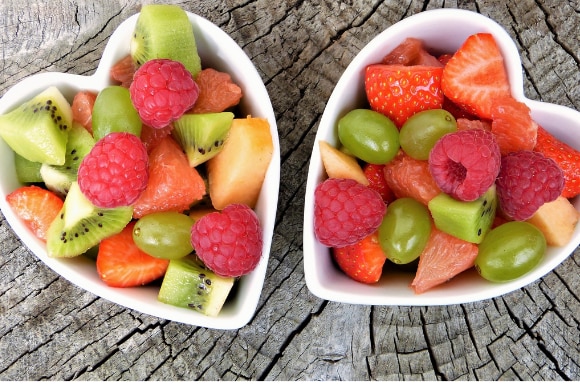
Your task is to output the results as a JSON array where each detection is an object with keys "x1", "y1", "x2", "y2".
[{"x1": 0, "y1": 0, "x2": 578, "y2": 381}]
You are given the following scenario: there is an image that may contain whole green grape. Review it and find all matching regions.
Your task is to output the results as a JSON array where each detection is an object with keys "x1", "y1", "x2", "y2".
[
  {"x1": 337, "y1": 108, "x2": 399, "y2": 164},
  {"x1": 133, "y1": 211, "x2": 195, "y2": 260},
  {"x1": 475, "y1": 221, "x2": 546, "y2": 282},
  {"x1": 399, "y1": 109, "x2": 457, "y2": 160},
  {"x1": 378, "y1": 197, "x2": 431, "y2": 264},
  {"x1": 92, "y1": 85, "x2": 142, "y2": 140}
]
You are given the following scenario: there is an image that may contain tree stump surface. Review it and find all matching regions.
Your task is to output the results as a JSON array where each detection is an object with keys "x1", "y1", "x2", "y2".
[{"x1": 1, "y1": 0, "x2": 578, "y2": 381}]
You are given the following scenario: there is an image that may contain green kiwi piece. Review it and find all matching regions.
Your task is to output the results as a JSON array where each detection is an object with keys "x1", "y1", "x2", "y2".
[
  {"x1": 40, "y1": 122, "x2": 95, "y2": 196},
  {"x1": 46, "y1": 182, "x2": 133, "y2": 258},
  {"x1": 14, "y1": 153, "x2": 43, "y2": 184},
  {"x1": 0, "y1": 86, "x2": 72, "y2": 165},
  {"x1": 158, "y1": 255, "x2": 235, "y2": 317},
  {"x1": 172, "y1": 112, "x2": 234, "y2": 167},
  {"x1": 428, "y1": 184, "x2": 497, "y2": 244},
  {"x1": 130, "y1": 4, "x2": 202, "y2": 77}
]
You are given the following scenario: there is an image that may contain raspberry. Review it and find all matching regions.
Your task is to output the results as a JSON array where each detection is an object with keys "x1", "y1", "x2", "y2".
[
  {"x1": 429, "y1": 129, "x2": 501, "y2": 201},
  {"x1": 78, "y1": 132, "x2": 149, "y2": 208},
  {"x1": 129, "y1": 59, "x2": 200, "y2": 129},
  {"x1": 496, "y1": 150, "x2": 564, "y2": 220},
  {"x1": 314, "y1": 178, "x2": 386, "y2": 248},
  {"x1": 191, "y1": 204, "x2": 263, "y2": 277}
]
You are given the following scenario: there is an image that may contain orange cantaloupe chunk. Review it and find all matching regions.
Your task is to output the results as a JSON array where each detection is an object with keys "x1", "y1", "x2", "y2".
[
  {"x1": 319, "y1": 140, "x2": 368, "y2": 185},
  {"x1": 207, "y1": 116, "x2": 273, "y2": 210},
  {"x1": 526, "y1": 196, "x2": 579, "y2": 247}
]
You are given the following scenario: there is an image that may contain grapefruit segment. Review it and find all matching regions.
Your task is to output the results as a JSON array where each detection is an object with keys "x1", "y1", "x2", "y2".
[
  {"x1": 132, "y1": 136, "x2": 206, "y2": 218},
  {"x1": 71, "y1": 90, "x2": 97, "y2": 134},
  {"x1": 383, "y1": 151, "x2": 441, "y2": 206},
  {"x1": 411, "y1": 228, "x2": 478, "y2": 294}
]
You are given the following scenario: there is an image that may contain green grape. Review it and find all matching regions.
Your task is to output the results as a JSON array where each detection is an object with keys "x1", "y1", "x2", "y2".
[
  {"x1": 92, "y1": 85, "x2": 142, "y2": 140},
  {"x1": 378, "y1": 197, "x2": 431, "y2": 264},
  {"x1": 337, "y1": 108, "x2": 399, "y2": 164},
  {"x1": 475, "y1": 221, "x2": 546, "y2": 282},
  {"x1": 133, "y1": 211, "x2": 195, "y2": 260},
  {"x1": 399, "y1": 109, "x2": 457, "y2": 160}
]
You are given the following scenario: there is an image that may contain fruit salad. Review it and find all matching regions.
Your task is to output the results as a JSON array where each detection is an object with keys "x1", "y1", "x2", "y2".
[
  {"x1": 0, "y1": 4, "x2": 274, "y2": 317},
  {"x1": 314, "y1": 34, "x2": 580, "y2": 293}
]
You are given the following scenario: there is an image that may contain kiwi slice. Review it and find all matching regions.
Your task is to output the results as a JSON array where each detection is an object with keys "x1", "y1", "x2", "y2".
[
  {"x1": 40, "y1": 122, "x2": 96, "y2": 196},
  {"x1": 130, "y1": 4, "x2": 202, "y2": 77},
  {"x1": 428, "y1": 184, "x2": 497, "y2": 244},
  {"x1": 172, "y1": 112, "x2": 233, "y2": 167},
  {"x1": 158, "y1": 255, "x2": 235, "y2": 317},
  {"x1": 0, "y1": 86, "x2": 72, "y2": 165},
  {"x1": 14, "y1": 153, "x2": 43, "y2": 184},
  {"x1": 46, "y1": 182, "x2": 133, "y2": 258}
]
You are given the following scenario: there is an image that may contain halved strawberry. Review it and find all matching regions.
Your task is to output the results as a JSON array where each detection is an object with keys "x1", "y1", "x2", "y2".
[
  {"x1": 332, "y1": 231, "x2": 387, "y2": 284},
  {"x1": 533, "y1": 126, "x2": 580, "y2": 198},
  {"x1": 96, "y1": 222, "x2": 169, "y2": 288},
  {"x1": 365, "y1": 64, "x2": 444, "y2": 128},
  {"x1": 441, "y1": 33, "x2": 511, "y2": 120},
  {"x1": 442, "y1": 97, "x2": 477, "y2": 120},
  {"x1": 6, "y1": 185, "x2": 64, "y2": 242},
  {"x1": 411, "y1": 228, "x2": 478, "y2": 294},
  {"x1": 438, "y1": 52, "x2": 478, "y2": 120},
  {"x1": 363, "y1": 163, "x2": 395, "y2": 203},
  {"x1": 490, "y1": 96, "x2": 538, "y2": 155}
]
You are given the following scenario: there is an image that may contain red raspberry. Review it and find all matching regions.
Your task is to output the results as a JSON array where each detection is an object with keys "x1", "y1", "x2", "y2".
[
  {"x1": 191, "y1": 204, "x2": 263, "y2": 277},
  {"x1": 496, "y1": 150, "x2": 564, "y2": 220},
  {"x1": 77, "y1": 132, "x2": 149, "y2": 208},
  {"x1": 429, "y1": 129, "x2": 501, "y2": 201},
  {"x1": 129, "y1": 59, "x2": 200, "y2": 129},
  {"x1": 314, "y1": 178, "x2": 386, "y2": 248}
]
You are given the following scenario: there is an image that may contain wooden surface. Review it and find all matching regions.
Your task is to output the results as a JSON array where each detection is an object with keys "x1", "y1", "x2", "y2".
[{"x1": 1, "y1": 0, "x2": 579, "y2": 381}]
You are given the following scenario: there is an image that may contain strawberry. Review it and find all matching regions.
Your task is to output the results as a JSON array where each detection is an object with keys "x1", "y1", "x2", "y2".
[
  {"x1": 437, "y1": 53, "x2": 453, "y2": 66},
  {"x1": 332, "y1": 231, "x2": 387, "y2": 284},
  {"x1": 96, "y1": 222, "x2": 169, "y2": 287},
  {"x1": 363, "y1": 163, "x2": 395, "y2": 203},
  {"x1": 533, "y1": 126, "x2": 580, "y2": 198},
  {"x1": 438, "y1": 52, "x2": 478, "y2": 120},
  {"x1": 441, "y1": 33, "x2": 511, "y2": 120},
  {"x1": 365, "y1": 64, "x2": 444, "y2": 128},
  {"x1": 442, "y1": 97, "x2": 477, "y2": 120},
  {"x1": 6, "y1": 185, "x2": 64, "y2": 242}
]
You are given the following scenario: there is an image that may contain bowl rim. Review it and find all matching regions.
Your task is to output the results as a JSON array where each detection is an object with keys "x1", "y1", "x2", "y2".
[
  {"x1": 0, "y1": 11, "x2": 280, "y2": 329},
  {"x1": 303, "y1": 8, "x2": 580, "y2": 306}
]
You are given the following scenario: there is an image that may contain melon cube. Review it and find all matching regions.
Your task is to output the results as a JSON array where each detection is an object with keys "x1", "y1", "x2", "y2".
[
  {"x1": 207, "y1": 116, "x2": 273, "y2": 210},
  {"x1": 526, "y1": 196, "x2": 579, "y2": 246},
  {"x1": 319, "y1": 140, "x2": 368, "y2": 185}
]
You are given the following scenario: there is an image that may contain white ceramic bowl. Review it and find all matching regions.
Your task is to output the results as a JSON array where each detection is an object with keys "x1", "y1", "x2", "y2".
[
  {"x1": 0, "y1": 12, "x2": 280, "y2": 329},
  {"x1": 303, "y1": 9, "x2": 580, "y2": 305}
]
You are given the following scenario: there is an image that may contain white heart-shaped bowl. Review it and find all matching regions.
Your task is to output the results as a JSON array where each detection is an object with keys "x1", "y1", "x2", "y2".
[
  {"x1": 0, "y1": 12, "x2": 280, "y2": 329},
  {"x1": 303, "y1": 8, "x2": 580, "y2": 306}
]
